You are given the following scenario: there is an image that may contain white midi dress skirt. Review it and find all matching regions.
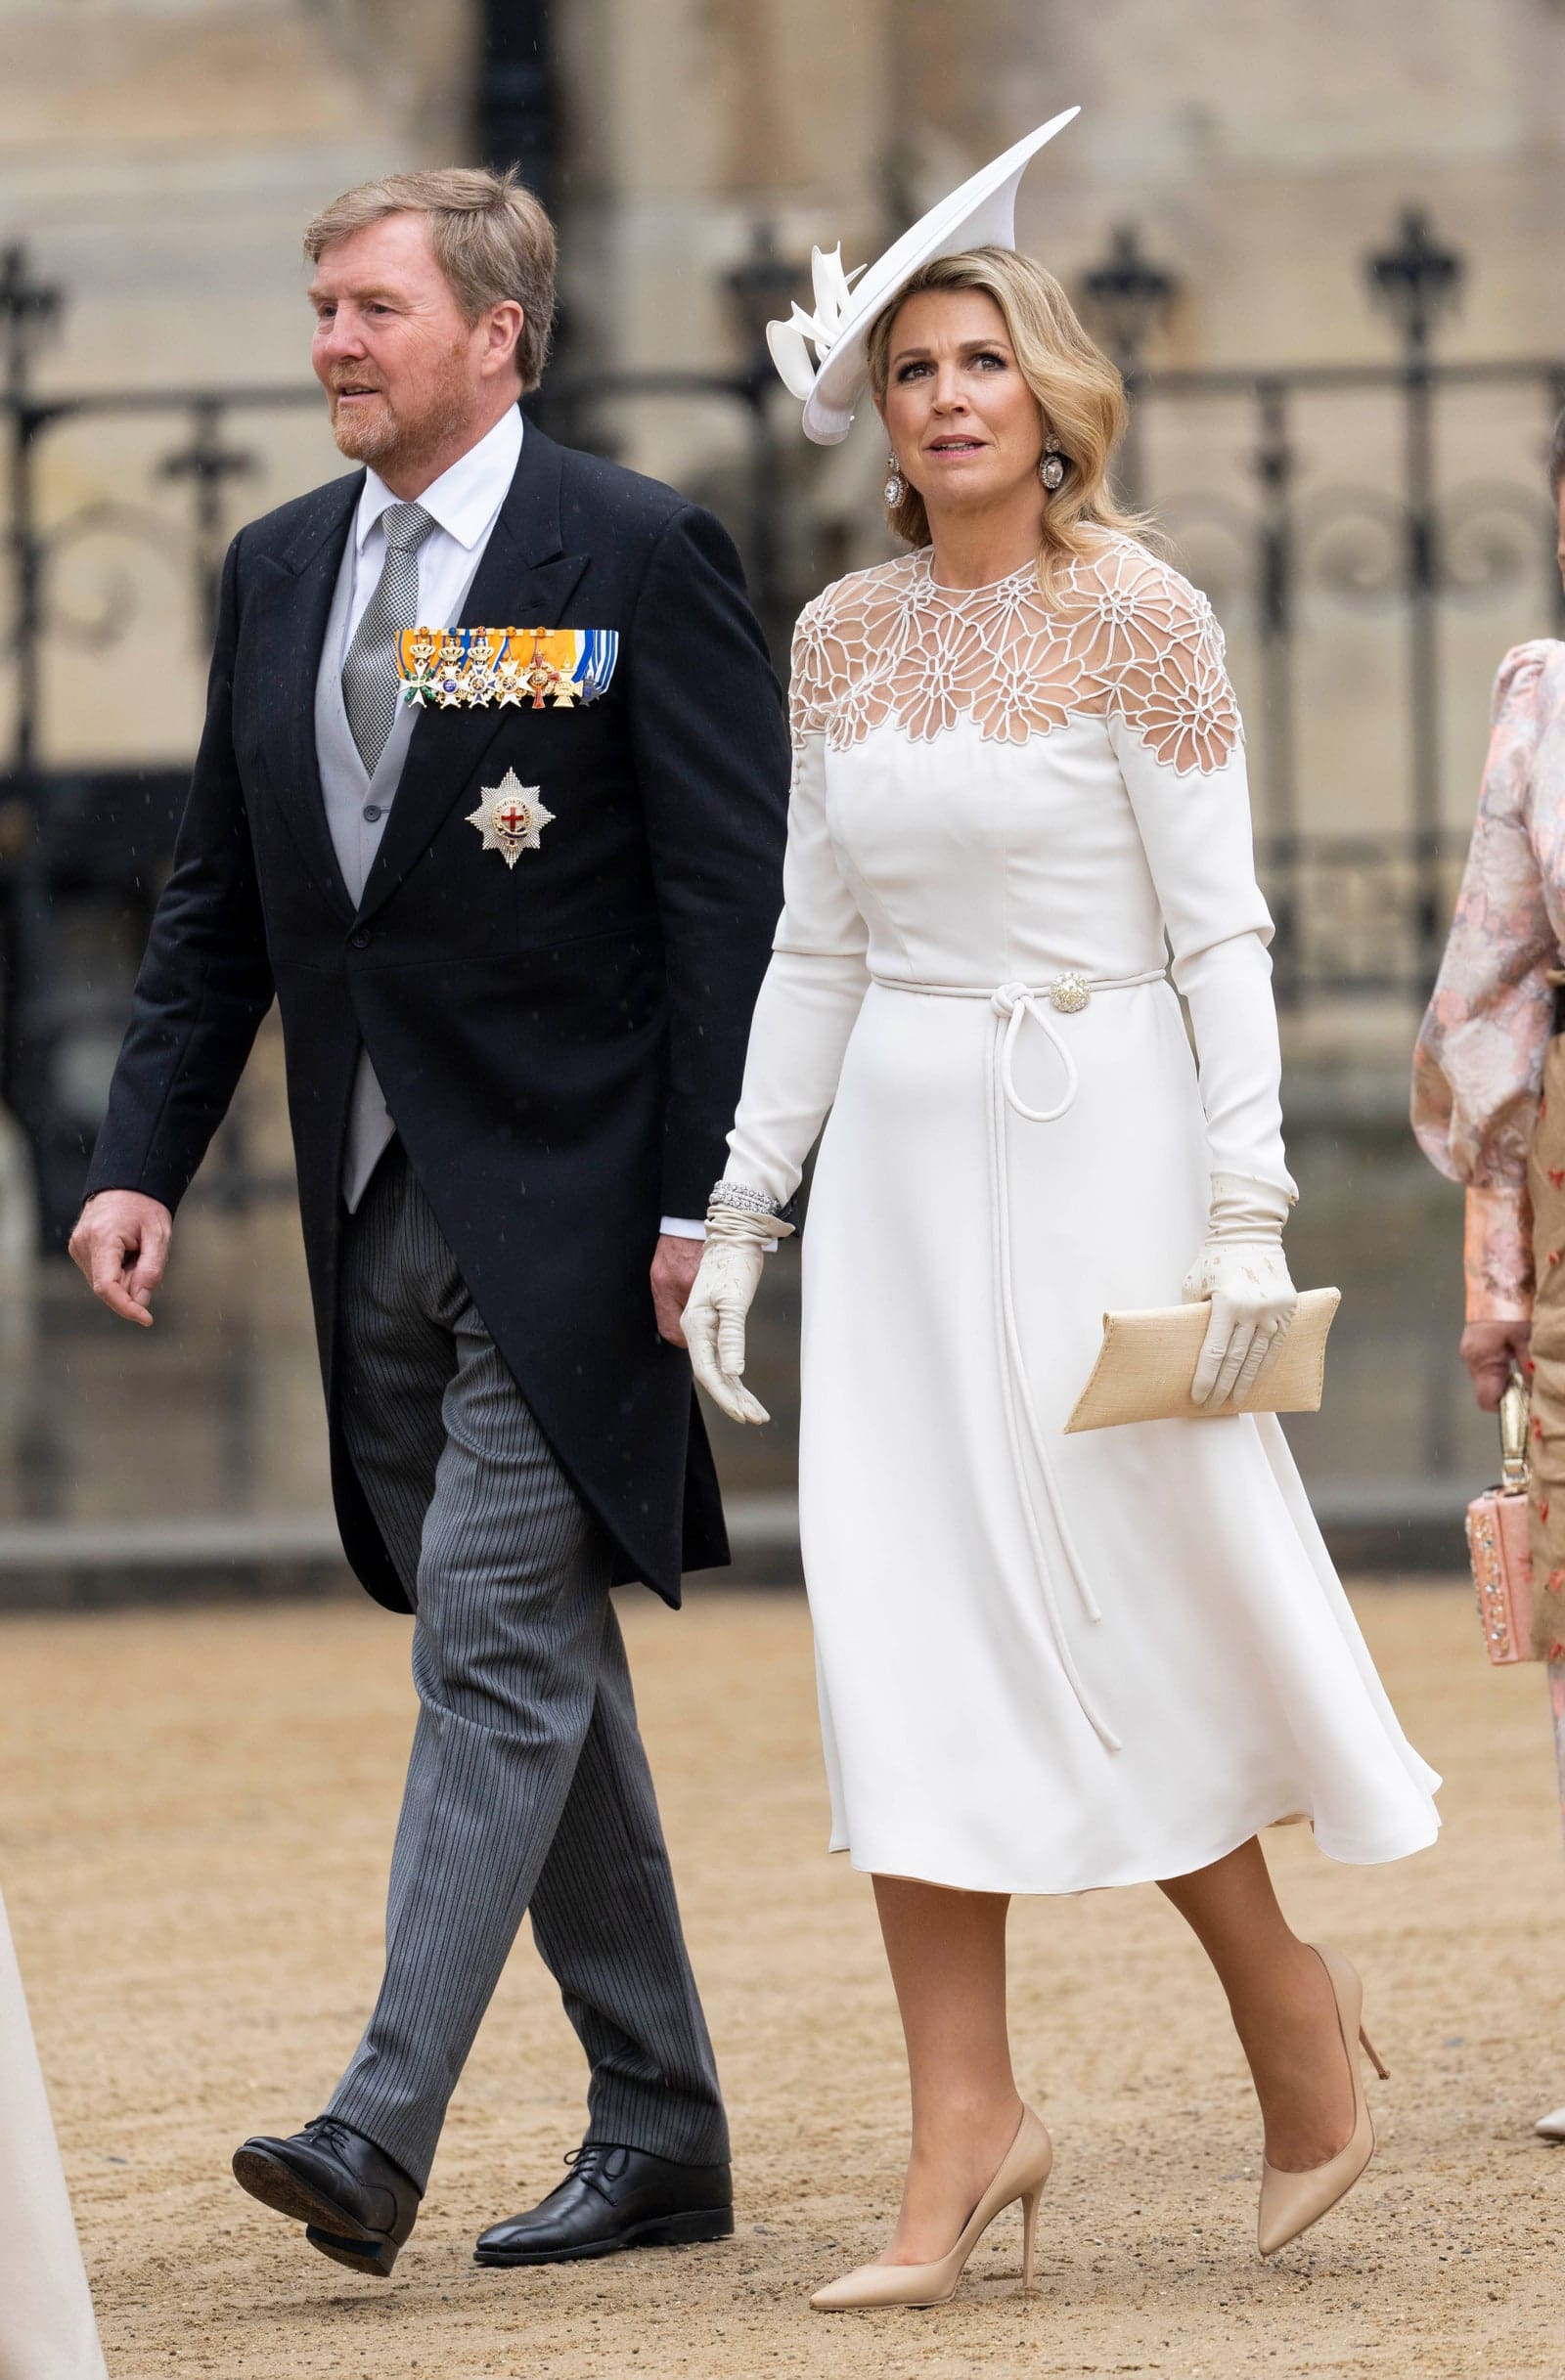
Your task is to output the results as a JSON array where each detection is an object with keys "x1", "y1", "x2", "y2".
[
  {"x1": 798, "y1": 977, "x2": 1441, "y2": 1895},
  {"x1": 738, "y1": 543, "x2": 1441, "y2": 1895}
]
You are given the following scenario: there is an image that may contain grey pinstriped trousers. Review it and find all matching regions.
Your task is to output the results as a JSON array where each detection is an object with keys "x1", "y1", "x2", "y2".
[{"x1": 324, "y1": 1147, "x2": 728, "y2": 2189}]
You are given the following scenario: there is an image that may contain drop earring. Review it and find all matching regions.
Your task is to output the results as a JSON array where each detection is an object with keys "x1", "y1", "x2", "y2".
[
  {"x1": 883, "y1": 451, "x2": 906, "y2": 507},
  {"x1": 1040, "y1": 438, "x2": 1065, "y2": 492}
]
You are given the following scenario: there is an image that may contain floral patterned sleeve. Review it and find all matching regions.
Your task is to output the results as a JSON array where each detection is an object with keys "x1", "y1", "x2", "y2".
[{"x1": 1411, "y1": 641, "x2": 1557, "y2": 1320}]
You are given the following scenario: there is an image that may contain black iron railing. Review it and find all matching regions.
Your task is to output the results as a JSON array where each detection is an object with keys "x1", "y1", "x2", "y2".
[
  {"x1": 1080, "y1": 213, "x2": 1565, "y2": 1007},
  {"x1": 0, "y1": 210, "x2": 1559, "y2": 1239}
]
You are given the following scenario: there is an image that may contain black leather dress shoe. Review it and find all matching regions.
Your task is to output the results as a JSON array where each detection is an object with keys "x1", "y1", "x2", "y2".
[
  {"x1": 232, "y1": 2116, "x2": 422, "y2": 2278},
  {"x1": 473, "y1": 2143, "x2": 734, "y2": 2267}
]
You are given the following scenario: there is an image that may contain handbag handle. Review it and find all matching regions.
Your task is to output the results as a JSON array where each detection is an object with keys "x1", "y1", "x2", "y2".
[{"x1": 1499, "y1": 1368, "x2": 1531, "y2": 1493}]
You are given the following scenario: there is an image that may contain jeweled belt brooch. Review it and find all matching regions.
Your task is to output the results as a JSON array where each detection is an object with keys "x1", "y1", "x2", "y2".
[{"x1": 399, "y1": 625, "x2": 619, "y2": 711}]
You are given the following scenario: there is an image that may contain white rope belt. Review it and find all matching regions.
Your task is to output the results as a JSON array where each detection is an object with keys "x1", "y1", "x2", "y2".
[
  {"x1": 871, "y1": 969, "x2": 1168, "y2": 1122},
  {"x1": 868, "y1": 969, "x2": 1167, "y2": 1752}
]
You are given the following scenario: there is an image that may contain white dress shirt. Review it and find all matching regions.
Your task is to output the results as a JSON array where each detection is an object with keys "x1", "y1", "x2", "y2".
[
  {"x1": 346, "y1": 403, "x2": 520, "y2": 658},
  {"x1": 345, "y1": 406, "x2": 702, "y2": 1241}
]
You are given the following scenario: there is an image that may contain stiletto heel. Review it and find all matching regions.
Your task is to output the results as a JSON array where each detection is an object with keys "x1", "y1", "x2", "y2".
[
  {"x1": 810, "y1": 2105, "x2": 1053, "y2": 2311},
  {"x1": 1256, "y1": 1945, "x2": 1384, "y2": 2259},
  {"x1": 1020, "y1": 2182, "x2": 1043, "y2": 2289},
  {"x1": 1359, "y1": 2024, "x2": 1389, "y2": 2082}
]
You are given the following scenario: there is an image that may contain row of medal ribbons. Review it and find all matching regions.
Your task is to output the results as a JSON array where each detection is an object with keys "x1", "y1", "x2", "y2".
[{"x1": 398, "y1": 625, "x2": 619, "y2": 710}]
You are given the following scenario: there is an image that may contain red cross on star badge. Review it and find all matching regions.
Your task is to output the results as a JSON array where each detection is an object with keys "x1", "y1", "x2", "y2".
[{"x1": 467, "y1": 768, "x2": 557, "y2": 869}]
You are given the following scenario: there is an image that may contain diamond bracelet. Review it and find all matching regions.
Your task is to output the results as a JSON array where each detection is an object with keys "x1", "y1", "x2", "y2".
[{"x1": 708, "y1": 1178, "x2": 780, "y2": 1219}]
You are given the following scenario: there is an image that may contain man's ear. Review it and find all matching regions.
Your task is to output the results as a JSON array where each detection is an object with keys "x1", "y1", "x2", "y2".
[{"x1": 481, "y1": 300, "x2": 524, "y2": 382}]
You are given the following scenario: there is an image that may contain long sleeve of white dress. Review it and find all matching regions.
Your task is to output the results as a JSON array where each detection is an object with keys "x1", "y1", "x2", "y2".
[
  {"x1": 723, "y1": 607, "x2": 870, "y2": 1207},
  {"x1": 1105, "y1": 565, "x2": 1296, "y2": 1208}
]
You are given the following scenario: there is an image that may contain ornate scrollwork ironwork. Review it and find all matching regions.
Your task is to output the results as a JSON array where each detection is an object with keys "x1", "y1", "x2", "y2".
[
  {"x1": 1296, "y1": 486, "x2": 1409, "y2": 609},
  {"x1": 1156, "y1": 495, "x2": 1264, "y2": 617},
  {"x1": 1437, "y1": 480, "x2": 1555, "y2": 608},
  {"x1": 42, "y1": 500, "x2": 194, "y2": 645}
]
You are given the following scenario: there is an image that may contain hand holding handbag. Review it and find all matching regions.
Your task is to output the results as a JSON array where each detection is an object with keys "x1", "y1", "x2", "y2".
[
  {"x1": 1466, "y1": 1372, "x2": 1537, "y2": 1665},
  {"x1": 1064, "y1": 1288, "x2": 1341, "y2": 1432}
]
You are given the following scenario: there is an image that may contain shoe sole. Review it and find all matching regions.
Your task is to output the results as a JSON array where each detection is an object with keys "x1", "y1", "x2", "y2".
[
  {"x1": 232, "y1": 2147, "x2": 400, "y2": 2276},
  {"x1": 305, "y1": 2225, "x2": 398, "y2": 2278},
  {"x1": 473, "y1": 2206, "x2": 735, "y2": 2268}
]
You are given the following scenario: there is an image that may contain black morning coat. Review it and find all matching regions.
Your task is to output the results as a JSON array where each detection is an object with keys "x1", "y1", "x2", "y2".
[{"x1": 86, "y1": 414, "x2": 791, "y2": 1610}]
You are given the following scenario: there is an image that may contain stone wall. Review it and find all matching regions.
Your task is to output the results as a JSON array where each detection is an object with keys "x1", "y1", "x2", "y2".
[
  {"x1": 553, "y1": 4, "x2": 1565, "y2": 872},
  {"x1": 6, "y1": 1, "x2": 1563, "y2": 857},
  {"x1": 0, "y1": 0, "x2": 471, "y2": 767}
]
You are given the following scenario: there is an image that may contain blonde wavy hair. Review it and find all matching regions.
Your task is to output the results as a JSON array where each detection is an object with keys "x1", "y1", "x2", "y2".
[{"x1": 867, "y1": 246, "x2": 1148, "y2": 597}]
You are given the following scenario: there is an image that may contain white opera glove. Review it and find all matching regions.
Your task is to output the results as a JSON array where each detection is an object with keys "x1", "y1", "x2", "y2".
[
  {"x1": 683, "y1": 1199, "x2": 794, "y2": 1427},
  {"x1": 1182, "y1": 1170, "x2": 1299, "y2": 1407}
]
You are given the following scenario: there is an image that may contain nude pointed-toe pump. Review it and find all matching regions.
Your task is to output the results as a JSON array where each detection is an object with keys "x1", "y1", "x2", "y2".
[
  {"x1": 809, "y1": 2104, "x2": 1053, "y2": 2312},
  {"x1": 1256, "y1": 1944, "x2": 1388, "y2": 2259}
]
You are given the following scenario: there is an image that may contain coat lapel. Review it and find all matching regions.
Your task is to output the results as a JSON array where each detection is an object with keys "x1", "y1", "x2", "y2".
[
  {"x1": 356, "y1": 420, "x2": 590, "y2": 926},
  {"x1": 248, "y1": 473, "x2": 363, "y2": 922}
]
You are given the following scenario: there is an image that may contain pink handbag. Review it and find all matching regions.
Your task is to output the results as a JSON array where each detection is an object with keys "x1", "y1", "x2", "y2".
[{"x1": 1466, "y1": 1374, "x2": 1537, "y2": 1665}]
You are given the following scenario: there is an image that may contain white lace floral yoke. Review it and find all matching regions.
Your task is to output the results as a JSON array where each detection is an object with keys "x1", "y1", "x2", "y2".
[
  {"x1": 753, "y1": 530, "x2": 1279, "y2": 1071},
  {"x1": 716, "y1": 531, "x2": 1439, "y2": 1895},
  {"x1": 791, "y1": 534, "x2": 1242, "y2": 774}
]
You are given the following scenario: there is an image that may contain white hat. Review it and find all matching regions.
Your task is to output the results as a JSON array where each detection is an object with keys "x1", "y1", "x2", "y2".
[{"x1": 766, "y1": 108, "x2": 1081, "y2": 447}]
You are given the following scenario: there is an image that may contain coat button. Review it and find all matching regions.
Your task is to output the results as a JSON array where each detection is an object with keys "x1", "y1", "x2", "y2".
[
  {"x1": 349, "y1": 928, "x2": 372, "y2": 949},
  {"x1": 363, "y1": 803, "x2": 382, "y2": 821}
]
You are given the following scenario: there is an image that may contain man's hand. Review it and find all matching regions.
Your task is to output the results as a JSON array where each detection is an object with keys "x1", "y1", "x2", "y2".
[
  {"x1": 67, "y1": 1191, "x2": 174, "y2": 1328},
  {"x1": 1460, "y1": 1318, "x2": 1533, "y2": 1413},
  {"x1": 650, "y1": 1232, "x2": 703, "y2": 1347}
]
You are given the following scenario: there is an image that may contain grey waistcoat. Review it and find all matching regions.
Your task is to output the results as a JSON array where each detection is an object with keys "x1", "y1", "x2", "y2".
[{"x1": 314, "y1": 527, "x2": 481, "y2": 1209}]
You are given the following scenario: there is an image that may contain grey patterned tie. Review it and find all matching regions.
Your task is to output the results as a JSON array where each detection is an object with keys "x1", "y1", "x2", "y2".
[{"x1": 341, "y1": 500, "x2": 436, "y2": 773}]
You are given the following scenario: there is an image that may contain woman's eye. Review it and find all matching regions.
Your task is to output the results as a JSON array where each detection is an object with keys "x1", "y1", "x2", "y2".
[
  {"x1": 971, "y1": 351, "x2": 1006, "y2": 371},
  {"x1": 896, "y1": 360, "x2": 931, "y2": 382}
]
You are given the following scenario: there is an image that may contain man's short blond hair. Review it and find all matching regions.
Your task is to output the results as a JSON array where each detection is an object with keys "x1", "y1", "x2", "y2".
[{"x1": 304, "y1": 167, "x2": 557, "y2": 392}]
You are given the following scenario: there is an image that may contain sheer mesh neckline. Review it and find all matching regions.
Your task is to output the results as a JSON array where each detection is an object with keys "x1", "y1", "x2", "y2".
[
  {"x1": 915, "y1": 550, "x2": 1039, "y2": 601},
  {"x1": 790, "y1": 531, "x2": 1242, "y2": 776}
]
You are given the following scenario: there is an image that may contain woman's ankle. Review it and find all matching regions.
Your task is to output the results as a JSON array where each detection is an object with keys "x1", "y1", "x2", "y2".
[
  {"x1": 908, "y1": 2089, "x2": 1023, "y2": 2165},
  {"x1": 1227, "y1": 1937, "x2": 1330, "y2": 2057},
  {"x1": 1230, "y1": 1956, "x2": 1356, "y2": 2166}
]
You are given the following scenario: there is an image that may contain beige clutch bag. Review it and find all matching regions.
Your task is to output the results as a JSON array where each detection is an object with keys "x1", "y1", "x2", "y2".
[{"x1": 1064, "y1": 1288, "x2": 1342, "y2": 1433}]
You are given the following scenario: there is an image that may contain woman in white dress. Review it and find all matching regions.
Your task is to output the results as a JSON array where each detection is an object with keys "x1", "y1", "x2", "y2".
[
  {"x1": 683, "y1": 116, "x2": 1440, "y2": 2311},
  {"x1": 0, "y1": 1887, "x2": 108, "y2": 2377}
]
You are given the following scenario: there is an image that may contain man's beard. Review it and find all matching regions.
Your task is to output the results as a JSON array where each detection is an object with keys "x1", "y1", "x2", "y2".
[{"x1": 329, "y1": 342, "x2": 471, "y2": 476}]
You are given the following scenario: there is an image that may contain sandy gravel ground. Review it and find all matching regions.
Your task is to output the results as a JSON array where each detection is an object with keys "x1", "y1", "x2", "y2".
[{"x1": 3, "y1": 1583, "x2": 1563, "y2": 2380}]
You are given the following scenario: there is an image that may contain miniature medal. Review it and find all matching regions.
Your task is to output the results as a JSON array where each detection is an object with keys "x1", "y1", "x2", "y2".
[
  {"x1": 518, "y1": 630, "x2": 564, "y2": 709},
  {"x1": 398, "y1": 625, "x2": 440, "y2": 708},
  {"x1": 464, "y1": 627, "x2": 505, "y2": 706},
  {"x1": 435, "y1": 629, "x2": 471, "y2": 707}
]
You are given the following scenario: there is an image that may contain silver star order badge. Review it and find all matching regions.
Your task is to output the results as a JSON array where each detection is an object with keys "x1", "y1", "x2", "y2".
[{"x1": 467, "y1": 768, "x2": 555, "y2": 869}]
